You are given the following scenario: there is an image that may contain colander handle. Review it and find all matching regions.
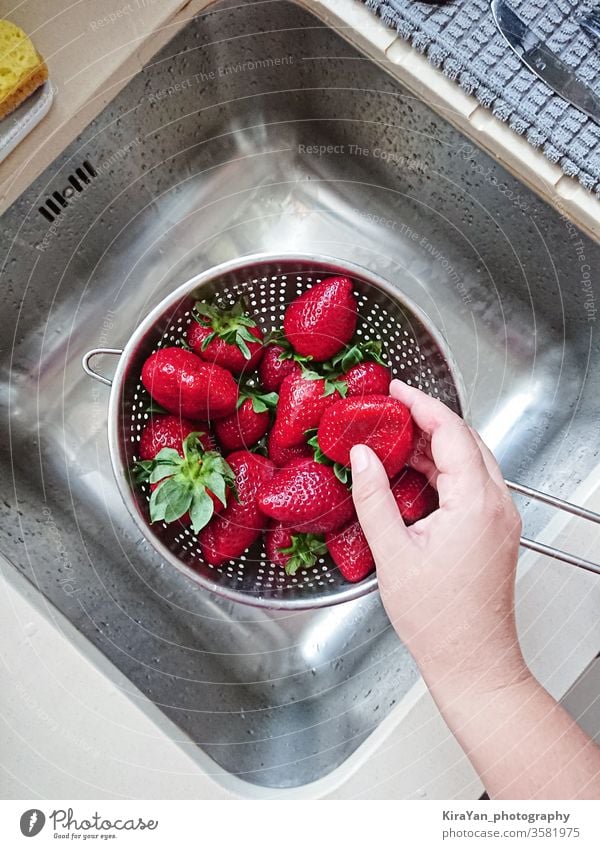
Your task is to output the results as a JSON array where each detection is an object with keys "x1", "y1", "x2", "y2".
[
  {"x1": 81, "y1": 348, "x2": 123, "y2": 387},
  {"x1": 506, "y1": 479, "x2": 600, "y2": 576}
]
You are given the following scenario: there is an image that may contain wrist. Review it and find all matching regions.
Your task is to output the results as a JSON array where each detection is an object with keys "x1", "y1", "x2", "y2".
[{"x1": 413, "y1": 634, "x2": 532, "y2": 704}]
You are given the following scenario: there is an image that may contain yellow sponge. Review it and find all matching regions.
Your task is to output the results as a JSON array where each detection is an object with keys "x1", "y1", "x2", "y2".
[{"x1": 0, "y1": 20, "x2": 48, "y2": 121}]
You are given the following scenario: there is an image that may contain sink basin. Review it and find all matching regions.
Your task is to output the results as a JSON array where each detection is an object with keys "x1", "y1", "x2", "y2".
[{"x1": 1, "y1": 0, "x2": 599, "y2": 790}]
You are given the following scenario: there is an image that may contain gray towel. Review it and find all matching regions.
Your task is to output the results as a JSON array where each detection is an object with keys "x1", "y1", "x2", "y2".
[{"x1": 364, "y1": 0, "x2": 600, "y2": 198}]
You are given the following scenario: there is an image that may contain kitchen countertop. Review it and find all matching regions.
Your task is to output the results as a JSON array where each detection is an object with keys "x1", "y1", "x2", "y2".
[{"x1": 0, "y1": 0, "x2": 209, "y2": 214}]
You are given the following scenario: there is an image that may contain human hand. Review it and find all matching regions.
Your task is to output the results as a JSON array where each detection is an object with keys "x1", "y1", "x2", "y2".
[
  {"x1": 350, "y1": 380, "x2": 527, "y2": 697},
  {"x1": 351, "y1": 381, "x2": 600, "y2": 799}
]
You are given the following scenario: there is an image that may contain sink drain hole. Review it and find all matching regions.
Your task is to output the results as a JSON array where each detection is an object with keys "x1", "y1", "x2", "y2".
[{"x1": 38, "y1": 160, "x2": 97, "y2": 222}]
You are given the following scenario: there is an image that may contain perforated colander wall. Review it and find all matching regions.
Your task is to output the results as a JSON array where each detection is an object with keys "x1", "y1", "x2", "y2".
[{"x1": 113, "y1": 256, "x2": 463, "y2": 608}]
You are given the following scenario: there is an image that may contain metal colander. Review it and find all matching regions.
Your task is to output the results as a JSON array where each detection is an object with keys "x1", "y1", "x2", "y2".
[{"x1": 83, "y1": 254, "x2": 465, "y2": 609}]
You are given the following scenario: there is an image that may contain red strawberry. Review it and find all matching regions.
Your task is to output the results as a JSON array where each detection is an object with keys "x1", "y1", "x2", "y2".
[
  {"x1": 392, "y1": 467, "x2": 438, "y2": 524},
  {"x1": 265, "y1": 523, "x2": 326, "y2": 575},
  {"x1": 343, "y1": 361, "x2": 391, "y2": 397},
  {"x1": 258, "y1": 458, "x2": 354, "y2": 533},
  {"x1": 273, "y1": 372, "x2": 343, "y2": 449},
  {"x1": 317, "y1": 395, "x2": 414, "y2": 478},
  {"x1": 265, "y1": 522, "x2": 294, "y2": 568},
  {"x1": 198, "y1": 451, "x2": 276, "y2": 566},
  {"x1": 214, "y1": 387, "x2": 278, "y2": 452},
  {"x1": 141, "y1": 347, "x2": 238, "y2": 421},
  {"x1": 187, "y1": 300, "x2": 264, "y2": 374},
  {"x1": 139, "y1": 415, "x2": 215, "y2": 460},
  {"x1": 284, "y1": 276, "x2": 358, "y2": 361},
  {"x1": 139, "y1": 417, "x2": 219, "y2": 523},
  {"x1": 268, "y1": 425, "x2": 312, "y2": 466},
  {"x1": 258, "y1": 343, "x2": 303, "y2": 392},
  {"x1": 133, "y1": 434, "x2": 235, "y2": 531},
  {"x1": 326, "y1": 521, "x2": 375, "y2": 583}
]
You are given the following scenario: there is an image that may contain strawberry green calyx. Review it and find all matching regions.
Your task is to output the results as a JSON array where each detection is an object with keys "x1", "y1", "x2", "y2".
[
  {"x1": 237, "y1": 386, "x2": 279, "y2": 414},
  {"x1": 133, "y1": 459, "x2": 155, "y2": 484},
  {"x1": 192, "y1": 300, "x2": 262, "y2": 360},
  {"x1": 306, "y1": 432, "x2": 351, "y2": 485},
  {"x1": 301, "y1": 367, "x2": 348, "y2": 398},
  {"x1": 306, "y1": 431, "x2": 327, "y2": 465},
  {"x1": 279, "y1": 533, "x2": 327, "y2": 576},
  {"x1": 133, "y1": 433, "x2": 236, "y2": 532},
  {"x1": 266, "y1": 329, "x2": 342, "y2": 388},
  {"x1": 145, "y1": 400, "x2": 169, "y2": 415},
  {"x1": 266, "y1": 329, "x2": 313, "y2": 367},
  {"x1": 324, "y1": 339, "x2": 388, "y2": 375},
  {"x1": 250, "y1": 441, "x2": 269, "y2": 457},
  {"x1": 323, "y1": 376, "x2": 348, "y2": 398}
]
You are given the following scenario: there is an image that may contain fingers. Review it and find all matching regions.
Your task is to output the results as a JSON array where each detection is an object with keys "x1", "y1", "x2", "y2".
[
  {"x1": 390, "y1": 380, "x2": 489, "y2": 497},
  {"x1": 408, "y1": 424, "x2": 434, "y2": 463},
  {"x1": 406, "y1": 451, "x2": 440, "y2": 488},
  {"x1": 350, "y1": 444, "x2": 411, "y2": 565}
]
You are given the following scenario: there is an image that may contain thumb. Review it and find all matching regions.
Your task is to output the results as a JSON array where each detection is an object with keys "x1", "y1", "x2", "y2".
[{"x1": 350, "y1": 445, "x2": 411, "y2": 568}]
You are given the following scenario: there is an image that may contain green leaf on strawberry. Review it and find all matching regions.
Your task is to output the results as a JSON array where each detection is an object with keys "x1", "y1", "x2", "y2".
[
  {"x1": 132, "y1": 433, "x2": 237, "y2": 532},
  {"x1": 300, "y1": 368, "x2": 348, "y2": 398},
  {"x1": 189, "y1": 488, "x2": 215, "y2": 532},
  {"x1": 192, "y1": 299, "x2": 262, "y2": 360},
  {"x1": 146, "y1": 448, "x2": 183, "y2": 484},
  {"x1": 265, "y1": 329, "x2": 314, "y2": 366},
  {"x1": 264, "y1": 328, "x2": 287, "y2": 347},
  {"x1": 280, "y1": 533, "x2": 327, "y2": 576},
  {"x1": 150, "y1": 477, "x2": 194, "y2": 524},
  {"x1": 251, "y1": 394, "x2": 278, "y2": 413},
  {"x1": 333, "y1": 463, "x2": 350, "y2": 485},
  {"x1": 336, "y1": 339, "x2": 387, "y2": 370},
  {"x1": 306, "y1": 432, "x2": 352, "y2": 486},
  {"x1": 306, "y1": 431, "x2": 328, "y2": 465},
  {"x1": 133, "y1": 459, "x2": 154, "y2": 484},
  {"x1": 145, "y1": 400, "x2": 170, "y2": 415},
  {"x1": 323, "y1": 376, "x2": 348, "y2": 398},
  {"x1": 199, "y1": 329, "x2": 217, "y2": 351},
  {"x1": 301, "y1": 367, "x2": 321, "y2": 381},
  {"x1": 323, "y1": 339, "x2": 388, "y2": 375},
  {"x1": 236, "y1": 385, "x2": 279, "y2": 414},
  {"x1": 200, "y1": 452, "x2": 236, "y2": 508}
]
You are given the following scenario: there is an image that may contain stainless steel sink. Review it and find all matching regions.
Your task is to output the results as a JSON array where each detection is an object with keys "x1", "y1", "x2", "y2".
[{"x1": 1, "y1": 0, "x2": 599, "y2": 789}]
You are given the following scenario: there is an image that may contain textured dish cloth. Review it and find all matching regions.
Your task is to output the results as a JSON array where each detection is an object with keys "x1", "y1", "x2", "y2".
[{"x1": 364, "y1": 0, "x2": 600, "y2": 198}]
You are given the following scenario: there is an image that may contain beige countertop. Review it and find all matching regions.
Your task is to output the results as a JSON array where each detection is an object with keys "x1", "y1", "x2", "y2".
[{"x1": 0, "y1": 0, "x2": 208, "y2": 213}]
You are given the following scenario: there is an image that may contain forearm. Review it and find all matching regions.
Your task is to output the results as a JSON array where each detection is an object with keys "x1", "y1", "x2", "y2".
[{"x1": 422, "y1": 656, "x2": 600, "y2": 800}]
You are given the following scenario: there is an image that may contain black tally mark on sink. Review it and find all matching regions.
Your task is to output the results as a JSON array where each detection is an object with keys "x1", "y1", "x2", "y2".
[{"x1": 38, "y1": 160, "x2": 97, "y2": 222}]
